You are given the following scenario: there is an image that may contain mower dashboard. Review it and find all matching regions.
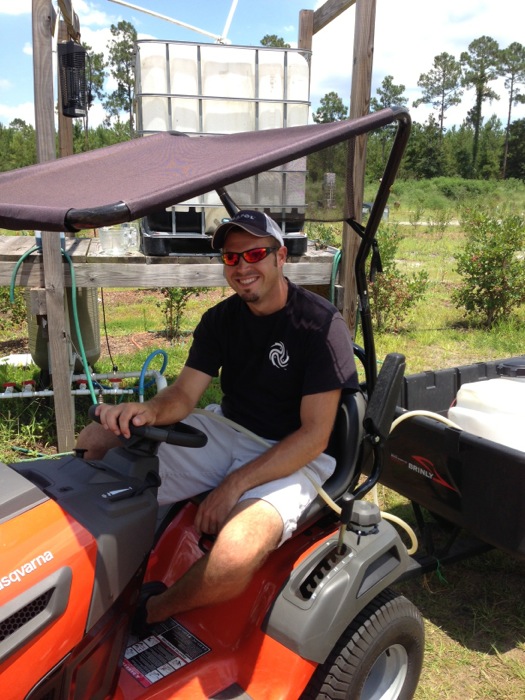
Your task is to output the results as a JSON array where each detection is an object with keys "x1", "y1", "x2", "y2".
[{"x1": 0, "y1": 461, "x2": 48, "y2": 524}]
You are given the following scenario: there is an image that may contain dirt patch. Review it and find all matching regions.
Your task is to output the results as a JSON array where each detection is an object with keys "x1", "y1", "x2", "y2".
[
  {"x1": 0, "y1": 336, "x2": 30, "y2": 356},
  {"x1": 98, "y1": 330, "x2": 173, "y2": 359},
  {"x1": 1, "y1": 287, "x2": 230, "y2": 362}
]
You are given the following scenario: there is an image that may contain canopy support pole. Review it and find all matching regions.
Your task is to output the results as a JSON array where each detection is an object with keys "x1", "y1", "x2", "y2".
[{"x1": 41, "y1": 233, "x2": 76, "y2": 451}]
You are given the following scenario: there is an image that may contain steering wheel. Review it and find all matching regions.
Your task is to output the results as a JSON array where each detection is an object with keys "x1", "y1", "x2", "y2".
[{"x1": 87, "y1": 405, "x2": 208, "y2": 448}]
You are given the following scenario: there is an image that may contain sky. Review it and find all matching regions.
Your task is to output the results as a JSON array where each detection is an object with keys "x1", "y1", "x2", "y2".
[{"x1": 0, "y1": 0, "x2": 524, "y2": 131}]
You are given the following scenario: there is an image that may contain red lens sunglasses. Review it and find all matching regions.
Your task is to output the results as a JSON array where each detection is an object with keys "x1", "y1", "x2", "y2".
[{"x1": 221, "y1": 246, "x2": 278, "y2": 267}]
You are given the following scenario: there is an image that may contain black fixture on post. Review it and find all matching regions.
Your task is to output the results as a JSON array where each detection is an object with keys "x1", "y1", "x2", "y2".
[{"x1": 57, "y1": 40, "x2": 88, "y2": 118}]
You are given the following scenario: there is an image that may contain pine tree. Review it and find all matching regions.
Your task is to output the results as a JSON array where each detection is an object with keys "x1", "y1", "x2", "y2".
[
  {"x1": 460, "y1": 36, "x2": 502, "y2": 176},
  {"x1": 413, "y1": 52, "x2": 463, "y2": 135}
]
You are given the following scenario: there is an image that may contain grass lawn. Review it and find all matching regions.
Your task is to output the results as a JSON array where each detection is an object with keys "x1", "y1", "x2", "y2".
[{"x1": 1, "y1": 213, "x2": 524, "y2": 698}]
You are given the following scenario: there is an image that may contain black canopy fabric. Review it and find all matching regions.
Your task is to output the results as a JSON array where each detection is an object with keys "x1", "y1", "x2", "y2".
[{"x1": 0, "y1": 108, "x2": 408, "y2": 232}]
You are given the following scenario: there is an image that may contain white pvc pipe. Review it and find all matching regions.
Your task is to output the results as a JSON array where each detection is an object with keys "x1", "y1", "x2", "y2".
[
  {"x1": 221, "y1": 0, "x2": 239, "y2": 43},
  {"x1": 107, "y1": 0, "x2": 223, "y2": 42},
  {"x1": 0, "y1": 371, "x2": 167, "y2": 400},
  {"x1": 73, "y1": 370, "x2": 168, "y2": 393}
]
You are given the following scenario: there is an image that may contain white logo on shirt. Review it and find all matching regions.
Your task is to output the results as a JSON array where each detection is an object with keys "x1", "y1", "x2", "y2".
[{"x1": 269, "y1": 341, "x2": 289, "y2": 369}]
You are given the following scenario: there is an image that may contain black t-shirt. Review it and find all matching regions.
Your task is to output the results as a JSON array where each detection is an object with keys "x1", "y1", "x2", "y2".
[{"x1": 186, "y1": 281, "x2": 358, "y2": 440}]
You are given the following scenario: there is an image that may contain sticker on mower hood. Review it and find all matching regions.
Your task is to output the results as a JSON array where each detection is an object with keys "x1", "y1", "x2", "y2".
[
  {"x1": 124, "y1": 618, "x2": 210, "y2": 687},
  {"x1": 390, "y1": 453, "x2": 459, "y2": 493},
  {"x1": 0, "y1": 551, "x2": 54, "y2": 590}
]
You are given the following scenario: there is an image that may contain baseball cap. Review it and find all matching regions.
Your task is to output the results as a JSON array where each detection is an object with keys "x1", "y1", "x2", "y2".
[{"x1": 212, "y1": 210, "x2": 284, "y2": 250}]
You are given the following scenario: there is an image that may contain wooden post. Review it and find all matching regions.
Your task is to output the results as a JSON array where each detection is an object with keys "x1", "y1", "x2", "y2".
[
  {"x1": 32, "y1": 0, "x2": 56, "y2": 163},
  {"x1": 298, "y1": 10, "x2": 314, "y2": 50},
  {"x1": 307, "y1": 1, "x2": 374, "y2": 325},
  {"x1": 41, "y1": 232, "x2": 76, "y2": 452},
  {"x1": 33, "y1": 0, "x2": 76, "y2": 451},
  {"x1": 340, "y1": 0, "x2": 376, "y2": 331}
]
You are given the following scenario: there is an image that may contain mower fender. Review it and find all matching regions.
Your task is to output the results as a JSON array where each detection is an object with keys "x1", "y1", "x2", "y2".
[{"x1": 264, "y1": 516, "x2": 410, "y2": 663}]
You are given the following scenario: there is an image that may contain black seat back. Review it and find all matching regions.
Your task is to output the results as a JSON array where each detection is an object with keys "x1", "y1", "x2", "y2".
[{"x1": 296, "y1": 390, "x2": 367, "y2": 530}]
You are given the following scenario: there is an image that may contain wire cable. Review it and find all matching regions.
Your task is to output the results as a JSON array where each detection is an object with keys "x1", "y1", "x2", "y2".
[{"x1": 100, "y1": 287, "x2": 117, "y2": 370}]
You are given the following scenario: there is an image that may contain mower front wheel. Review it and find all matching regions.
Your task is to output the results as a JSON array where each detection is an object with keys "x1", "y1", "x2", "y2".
[{"x1": 300, "y1": 588, "x2": 424, "y2": 700}]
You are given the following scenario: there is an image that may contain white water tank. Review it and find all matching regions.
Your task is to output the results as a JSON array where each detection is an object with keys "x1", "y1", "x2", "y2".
[
  {"x1": 135, "y1": 40, "x2": 310, "y2": 225},
  {"x1": 448, "y1": 359, "x2": 525, "y2": 452}
]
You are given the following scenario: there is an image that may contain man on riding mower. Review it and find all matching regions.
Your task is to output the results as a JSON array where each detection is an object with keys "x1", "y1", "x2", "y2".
[{"x1": 76, "y1": 209, "x2": 358, "y2": 635}]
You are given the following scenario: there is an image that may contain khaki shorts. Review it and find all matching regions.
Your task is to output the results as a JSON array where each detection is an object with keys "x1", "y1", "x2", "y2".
[{"x1": 156, "y1": 406, "x2": 336, "y2": 543}]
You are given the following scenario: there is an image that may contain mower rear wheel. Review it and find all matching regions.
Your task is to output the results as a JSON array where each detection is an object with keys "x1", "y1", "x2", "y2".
[{"x1": 300, "y1": 588, "x2": 424, "y2": 700}]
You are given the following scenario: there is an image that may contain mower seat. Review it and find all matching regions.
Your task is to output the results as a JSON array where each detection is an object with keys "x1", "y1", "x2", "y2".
[{"x1": 295, "y1": 389, "x2": 367, "y2": 532}]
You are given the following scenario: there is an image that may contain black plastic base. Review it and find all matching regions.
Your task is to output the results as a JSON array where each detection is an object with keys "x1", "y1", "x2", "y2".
[{"x1": 140, "y1": 232, "x2": 308, "y2": 257}]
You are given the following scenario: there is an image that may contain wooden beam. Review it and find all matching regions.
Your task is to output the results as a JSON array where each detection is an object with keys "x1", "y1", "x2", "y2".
[
  {"x1": 313, "y1": 0, "x2": 356, "y2": 35},
  {"x1": 32, "y1": 2, "x2": 76, "y2": 450},
  {"x1": 341, "y1": 0, "x2": 376, "y2": 332},
  {"x1": 32, "y1": 0, "x2": 56, "y2": 163},
  {"x1": 1, "y1": 236, "x2": 335, "y2": 288},
  {"x1": 41, "y1": 232, "x2": 76, "y2": 452},
  {"x1": 298, "y1": 10, "x2": 314, "y2": 51},
  {"x1": 1, "y1": 260, "x2": 334, "y2": 289}
]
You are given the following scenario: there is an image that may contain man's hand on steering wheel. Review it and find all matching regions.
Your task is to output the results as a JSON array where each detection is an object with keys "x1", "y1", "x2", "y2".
[{"x1": 95, "y1": 401, "x2": 158, "y2": 439}]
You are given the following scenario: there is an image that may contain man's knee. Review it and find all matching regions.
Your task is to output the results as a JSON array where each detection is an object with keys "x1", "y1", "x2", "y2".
[
  {"x1": 76, "y1": 421, "x2": 121, "y2": 460},
  {"x1": 213, "y1": 499, "x2": 283, "y2": 573}
]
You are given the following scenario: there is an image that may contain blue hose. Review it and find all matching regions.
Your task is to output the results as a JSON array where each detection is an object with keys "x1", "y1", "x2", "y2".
[
  {"x1": 10, "y1": 243, "x2": 168, "y2": 406},
  {"x1": 138, "y1": 349, "x2": 168, "y2": 401}
]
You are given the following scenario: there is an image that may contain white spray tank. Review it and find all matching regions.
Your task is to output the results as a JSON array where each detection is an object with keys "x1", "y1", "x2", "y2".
[{"x1": 448, "y1": 359, "x2": 525, "y2": 452}]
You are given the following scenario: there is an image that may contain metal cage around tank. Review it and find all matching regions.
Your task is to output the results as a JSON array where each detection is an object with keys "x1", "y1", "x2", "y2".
[{"x1": 135, "y1": 40, "x2": 311, "y2": 241}]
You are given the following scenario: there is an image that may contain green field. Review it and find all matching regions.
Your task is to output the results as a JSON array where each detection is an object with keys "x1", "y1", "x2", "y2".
[{"x1": 1, "y1": 179, "x2": 525, "y2": 698}]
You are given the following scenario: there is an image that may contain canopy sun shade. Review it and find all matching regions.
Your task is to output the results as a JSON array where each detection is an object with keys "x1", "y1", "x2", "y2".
[{"x1": 0, "y1": 108, "x2": 410, "y2": 233}]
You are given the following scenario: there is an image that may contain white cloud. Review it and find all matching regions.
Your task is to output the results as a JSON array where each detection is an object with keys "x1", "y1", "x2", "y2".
[
  {"x1": 80, "y1": 25, "x2": 114, "y2": 54},
  {"x1": 23, "y1": 42, "x2": 32, "y2": 56},
  {"x1": 309, "y1": 0, "x2": 525, "y2": 127},
  {"x1": 76, "y1": 0, "x2": 117, "y2": 28},
  {"x1": 0, "y1": 0, "x2": 31, "y2": 15},
  {"x1": 0, "y1": 101, "x2": 35, "y2": 126},
  {"x1": 85, "y1": 100, "x2": 107, "y2": 127},
  {"x1": 0, "y1": 78, "x2": 12, "y2": 91}
]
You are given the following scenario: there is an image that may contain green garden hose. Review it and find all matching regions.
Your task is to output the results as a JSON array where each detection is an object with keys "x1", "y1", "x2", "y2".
[{"x1": 10, "y1": 243, "x2": 98, "y2": 404}]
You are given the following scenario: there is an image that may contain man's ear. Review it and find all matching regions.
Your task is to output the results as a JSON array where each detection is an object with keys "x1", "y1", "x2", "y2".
[{"x1": 277, "y1": 245, "x2": 288, "y2": 266}]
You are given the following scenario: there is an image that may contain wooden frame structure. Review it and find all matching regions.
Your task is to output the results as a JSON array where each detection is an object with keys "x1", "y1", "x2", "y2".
[{"x1": 20, "y1": 0, "x2": 377, "y2": 450}]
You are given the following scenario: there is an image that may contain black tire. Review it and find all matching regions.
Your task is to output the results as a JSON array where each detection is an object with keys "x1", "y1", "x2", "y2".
[{"x1": 300, "y1": 588, "x2": 424, "y2": 700}]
